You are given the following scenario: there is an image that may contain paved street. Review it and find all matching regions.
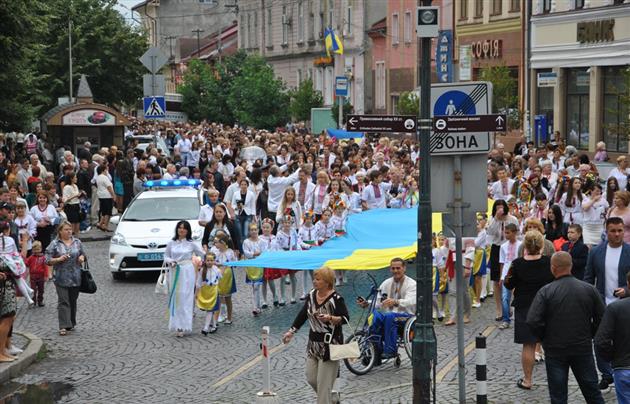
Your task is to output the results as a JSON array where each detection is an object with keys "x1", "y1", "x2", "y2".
[{"x1": 6, "y1": 240, "x2": 618, "y2": 403}]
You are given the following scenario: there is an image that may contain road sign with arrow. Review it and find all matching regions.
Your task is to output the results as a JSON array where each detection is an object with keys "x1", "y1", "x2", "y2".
[
  {"x1": 346, "y1": 114, "x2": 417, "y2": 133},
  {"x1": 432, "y1": 114, "x2": 507, "y2": 133}
]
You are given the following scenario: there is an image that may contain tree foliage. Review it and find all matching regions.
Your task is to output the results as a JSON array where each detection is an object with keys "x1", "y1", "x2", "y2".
[
  {"x1": 0, "y1": 0, "x2": 147, "y2": 131},
  {"x1": 397, "y1": 91, "x2": 419, "y2": 116},
  {"x1": 181, "y1": 52, "x2": 290, "y2": 129},
  {"x1": 479, "y1": 65, "x2": 520, "y2": 129},
  {"x1": 604, "y1": 67, "x2": 630, "y2": 142},
  {"x1": 289, "y1": 78, "x2": 323, "y2": 122},
  {"x1": 330, "y1": 99, "x2": 354, "y2": 127}
]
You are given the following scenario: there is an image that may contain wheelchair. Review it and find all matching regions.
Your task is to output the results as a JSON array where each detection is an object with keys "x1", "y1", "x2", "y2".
[{"x1": 343, "y1": 277, "x2": 416, "y2": 376}]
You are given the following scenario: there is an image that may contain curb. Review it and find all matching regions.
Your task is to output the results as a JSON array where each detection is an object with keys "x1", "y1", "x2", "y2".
[
  {"x1": 79, "y1": 235, "x2": 111, "y2": 242},
  {"x1": 0, "y1": 332, "x2": 44, "y2": 385}
]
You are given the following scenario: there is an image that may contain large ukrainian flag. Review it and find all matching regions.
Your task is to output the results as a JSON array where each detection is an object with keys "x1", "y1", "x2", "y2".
[
  {"x1": 227, "y1": 209, "x2": 442, "y2": 271},
  {"x1": 324, "y1": 27, "x2": 344, "y2": 57}
]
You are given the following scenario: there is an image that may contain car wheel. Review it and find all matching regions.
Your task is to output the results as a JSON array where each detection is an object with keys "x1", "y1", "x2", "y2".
[{"x1": 112, "y1": 272, "x2": 126, "y2": 281}]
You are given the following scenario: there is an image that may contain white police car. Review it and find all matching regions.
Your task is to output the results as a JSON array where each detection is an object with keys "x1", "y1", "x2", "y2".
[{"x1": 108, "y1": 179, "x2": 203, "y2": 280}]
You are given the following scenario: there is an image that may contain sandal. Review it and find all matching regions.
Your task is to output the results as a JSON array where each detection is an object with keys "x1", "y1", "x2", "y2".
[
  {"x1": 444, "y1": 320, "x2": 456, "y2": 326},
  {"x1": 516, "y1": 378, "x2": 532, "y2": 390},
  {"x1": 59, "y1": 329, "x2": 67, "y2": 336}
]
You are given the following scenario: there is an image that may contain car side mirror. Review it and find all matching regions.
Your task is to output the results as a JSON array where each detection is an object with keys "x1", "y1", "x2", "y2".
[{"x1": 110, "y1": 215, "x2": 120, "y2": 225}]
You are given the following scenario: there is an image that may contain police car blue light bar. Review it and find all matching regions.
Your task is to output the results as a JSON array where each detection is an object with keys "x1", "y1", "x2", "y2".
[{"x1": 143, "y1": 179, "x2": 202, "y2": 188}]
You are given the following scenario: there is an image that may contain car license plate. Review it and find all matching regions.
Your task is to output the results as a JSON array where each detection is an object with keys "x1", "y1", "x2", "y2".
[{"x1": 137, "y1": 252, "x2": 164, "y2": 262}]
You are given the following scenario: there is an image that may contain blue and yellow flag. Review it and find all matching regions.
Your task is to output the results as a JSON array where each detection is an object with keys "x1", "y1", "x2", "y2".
[{"x1": 324, "y1": 27, "x2": 344, "y2": 57}]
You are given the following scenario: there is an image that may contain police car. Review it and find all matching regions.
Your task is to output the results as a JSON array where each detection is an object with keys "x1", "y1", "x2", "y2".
[{"x1": 108, "y1": 179, "x2": 203, "y2": 280}]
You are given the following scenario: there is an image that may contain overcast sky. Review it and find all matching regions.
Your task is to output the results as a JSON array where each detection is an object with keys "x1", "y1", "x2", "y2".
[{"x1": 114, "y1": 0, "x2": 140, "y2": 24}]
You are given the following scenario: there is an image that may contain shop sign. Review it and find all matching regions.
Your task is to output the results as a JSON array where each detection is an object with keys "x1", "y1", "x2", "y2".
[
  {"x1": 313, "y1": 56, "x2": 333, "y2": 66},
  {"x1": 576, "y1": 71, "x2": 590, "y2": 87},
  {"x1": 577, "y1": 19, "x2": 614, "y2": 44},
  {"x1": 62, "y1": 109, "x2": 115, "y2": 126},
  {"x1": 436, "y1": 30, "x2": 453, "y2": 83},
  {"x1": 537, "y1": 72, "x2": 557, "y2": 87},
  {"x1": 471, "y1": 39, "x2": 502, "y2": 59},
  {"x1": 459, "y1": 45, "x2": 472, "y2": 81}
]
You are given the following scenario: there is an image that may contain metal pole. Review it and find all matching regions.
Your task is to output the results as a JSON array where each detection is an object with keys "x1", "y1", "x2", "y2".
[
  {"x1": 413, "y1": 0, "x2": 436, "y2": 402},
  {"x1": 338, "y1": 96, "x2": 343, "y2": 129},
  {"x1": 256, "y1": 326, "x2": 279, "y2": 403},
  {"x1": 218, "y1": 26, "x2": 223, "y2": 64},
  {"x1": 69, "y1": 19, "x2": 73, "y2": 102},
  {"x1": 524, "y1": 0, "x2": 532, "y2": 144},
  {"x1": 476, "y1": 334, "x2": 488, "y2": 404},
  {"x1": 453, "y1": 155, "x2": 466, "y2": 403},
  {"x1": 192, "y1": 29, "x2": 204, "y2": 59}
]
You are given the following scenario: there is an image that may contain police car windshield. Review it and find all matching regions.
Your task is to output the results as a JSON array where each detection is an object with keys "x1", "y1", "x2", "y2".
[{"x1": 123, "y1": 197, "x2": 200, "y2": 221}]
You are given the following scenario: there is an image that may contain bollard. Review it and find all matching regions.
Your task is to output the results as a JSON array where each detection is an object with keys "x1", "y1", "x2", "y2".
[
  {"x1": 256, "y1": 326, "x2": 280, "y2": 403},
  {"x1": 476, "y1": 333, "x2": 487, "y2": 404}
]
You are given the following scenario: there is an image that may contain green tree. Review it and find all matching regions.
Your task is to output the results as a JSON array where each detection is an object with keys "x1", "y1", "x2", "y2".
[
  {"x1": 397, "y1": 91, "x2": 419, "y2": 116},
  {"x1": 604, "y1": 67, "x2": 630, "y2": 144},
  {"x1": 179, "y1": 60, "x2": 215, "y2": 122},
  {"x1": 331, "y1": 98, "x2": 354, "y2": 127},
  {"x1": 479, "y1": 65, "x2": 520, "y2": 129},
  {"x1": 34, "y1": 0, "x2": 147, "y2": 115},
  {"x1": 289, "y1": 78, "x2": 323, "y2": 122},
  {"x1": 227, "y1": 55, "x2": 289, "y2": 129}
]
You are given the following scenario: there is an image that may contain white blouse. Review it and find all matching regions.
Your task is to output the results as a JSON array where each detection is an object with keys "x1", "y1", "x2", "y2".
[{"x1": 164, "y1": 239, "x2": 204, "y2": 264}]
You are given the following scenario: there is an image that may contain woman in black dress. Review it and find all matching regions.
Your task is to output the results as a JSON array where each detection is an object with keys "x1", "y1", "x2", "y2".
[{"x1": 504, "y1": 230, "x2": 554, "y2": 390}]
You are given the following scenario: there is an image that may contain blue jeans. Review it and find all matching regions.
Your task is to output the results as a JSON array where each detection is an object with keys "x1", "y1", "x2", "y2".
[
  {"x1": 615, "y1": 369, "x2": 630, "y2": 404},
  {"x1": 370, "y1": 311, "x2": 411, "y2": 357},
  {"x1": 545, "y1": 353, "x2": 604, "y2": 404},
  {"x1": 236, "y1": 215, "x2": 253, "y2": 244},
  {"x1": 594, "y1": 350, "x2": 613, "y2": 382},
  {"x1": 501, "y1": 285, "x2": 512, "y2": 323}
]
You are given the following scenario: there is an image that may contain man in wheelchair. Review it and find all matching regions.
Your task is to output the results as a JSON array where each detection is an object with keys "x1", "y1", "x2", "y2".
[{"x1": 357, "y1": 258, "x2": 416, "y2": 361}]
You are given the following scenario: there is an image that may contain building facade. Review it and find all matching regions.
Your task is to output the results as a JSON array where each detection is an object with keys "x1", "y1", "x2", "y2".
[
  {"x1": 530, "y1": 0, "x2": 630, "y2": 153},
  {"x1": 238, "y1": 0, "x2": 385, "y2": 114}
]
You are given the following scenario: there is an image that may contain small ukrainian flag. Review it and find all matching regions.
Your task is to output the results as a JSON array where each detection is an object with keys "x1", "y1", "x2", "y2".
[{"x1": 324, "y1": 27, "x2": 344, "y2": 57}]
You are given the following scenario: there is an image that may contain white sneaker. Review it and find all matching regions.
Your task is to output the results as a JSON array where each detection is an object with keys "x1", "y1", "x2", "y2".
[
  {"x1": 472, "y1": 303, "x2": 481, "y2": 308},
  {"x1": 8, "y1": 345, "x2": 23, "y2": 355},
  {"x1": 218, "y1": 315, "x2": 225, "y2": 323}
]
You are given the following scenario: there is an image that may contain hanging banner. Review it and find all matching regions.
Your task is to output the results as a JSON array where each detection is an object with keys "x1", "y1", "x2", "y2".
[
  {"x1": 436, "y1": 30, "x2": 453, "y2": 83},
  {"x1": 459, "y1": 45, "x2": 472, "y2": 81}
]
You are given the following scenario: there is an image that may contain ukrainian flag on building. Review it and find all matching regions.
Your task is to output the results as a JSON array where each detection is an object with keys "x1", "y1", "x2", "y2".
[{"x1": 324, "y1": 27, "x2": 344, "y2": 57}]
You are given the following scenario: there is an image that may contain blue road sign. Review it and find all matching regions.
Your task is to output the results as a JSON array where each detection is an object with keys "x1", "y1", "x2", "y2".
[
  {"x1": 335, "y1": 76, "x2": 348, "y2": 97},
  {"x1": 143, "y1": 96, "x2": 166, "y2": 119}
]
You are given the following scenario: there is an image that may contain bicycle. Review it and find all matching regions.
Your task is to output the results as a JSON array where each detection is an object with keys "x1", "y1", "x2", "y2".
[{"x1": 343, "y1": 272, "x2": 416, "y2": 375}]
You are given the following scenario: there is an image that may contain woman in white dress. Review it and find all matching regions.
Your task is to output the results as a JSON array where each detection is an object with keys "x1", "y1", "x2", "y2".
[
  {"x1": 581, "y1": 184, "x2": 609, "y2": 246},
  {"x1": 164, "y1": 220, "x2": 205, "y2": 337}
]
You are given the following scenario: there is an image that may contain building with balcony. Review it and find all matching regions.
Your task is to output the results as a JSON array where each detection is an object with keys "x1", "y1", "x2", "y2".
[
  {"x1": 237, "y1": 0, "x2": 386, "y2": 114},
  {"x1": 530, "y1": 0, "x2": 630, "y2": 153}
]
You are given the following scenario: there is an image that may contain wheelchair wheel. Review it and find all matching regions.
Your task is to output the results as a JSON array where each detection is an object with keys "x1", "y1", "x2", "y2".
[
  {"x1": 343, "y1": 332, "x2": 377, "y2": 375},
  {"x1": 403, "y1": 316, "x2": 416, "y2": 360}
]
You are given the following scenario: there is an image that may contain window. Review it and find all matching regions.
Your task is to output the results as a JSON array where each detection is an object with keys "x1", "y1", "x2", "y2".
[
  {"x1": 297, "y1": 69, "x2": 303, "y2": 85},
  {"x1": 253, "y1": 11, "x2": 258, "y2": 47},
  {"x1": 328, "y1": 0, "x2": 334, "y2": 28},
  {"x1": 603, "y1": 67, "x2": 629, "y2": 153},
  {"x1": 575, "y1": 0, "x2": 585, "y2": 9},
  {"x1": 542, "y1": 0, "x2": 552, "y2": 13},
  {"x1": 614, "y1": 0, "x2": 625, "y2": 5},
  {"x1": 319, "y1": 12, "x2": 325, "y2": 39},
  {"x1": 375, "y1": 61, "x2": 386, "y2": 110},
  {"x1": 314, "y1": 68, "x2": 323, "y2": 94},
  {"x1": 391, "y1": 95, "x2": 399, "y2": 114},
  {"x1": 266, "y1": 8, "x2": 272, "y2": 47},
  {"x1": 345, "y1": 6, "x2": 352, "y2": 36},
  {"x1": 566, "y1": 68, "x2": 590, "y2": 150},
  {"x1": 491, "y1": 0, "x2": 502, "y2": 15},
  {"x1": 510, "y1": 0, "x2": 520, "y2": 12},
  {"x1": 392, "y1": 13, "x2": 399, "y2": 45},
  {"x1": 475, "y1": 0, "x2": 483, "y2": 17},
  {"x1": 460, "y1": 0, "x2": 468, "y2": 19},
  {"x1": 298, "y1": 2, "x2": 304, "y2": 42},
  {"x1": 404, "y1": 11, "x2": 412, "y2": 43},
  {"x1": 308, "y1": 1, "x2": 315, "y2": 41},
  {"x1": 282, "y1": 6, "x2": 288, "y2": 45}
]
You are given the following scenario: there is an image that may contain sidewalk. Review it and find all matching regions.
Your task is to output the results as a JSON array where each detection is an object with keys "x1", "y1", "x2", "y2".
[
  {"x1": 0, "y1": 332, "x2": 44, "y2": 385},
  {"x1": 77, "y1": 224, "x2": 112, "y2": 242}
]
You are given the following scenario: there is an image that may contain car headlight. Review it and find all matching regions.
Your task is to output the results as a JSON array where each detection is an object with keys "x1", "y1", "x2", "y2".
[
  {"x1": 192, "y1": 228, "x2": 203, "y2": 241},
  {"x1": 111, "y1": 233, "x2": 128, "y2": 246}
]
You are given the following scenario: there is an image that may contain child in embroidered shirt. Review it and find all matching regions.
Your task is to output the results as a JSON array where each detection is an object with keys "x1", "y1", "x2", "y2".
[
  {"x1": 24, "y1": 241, "x2": 49, "y2": 307},
  {"x1": 243, "y1": 223, "x2": 266, "y2": 316},
  {"x1": 275, "y1": 215, "x2": 301, "y2": 304},
  {"x1": 196, "y1": 252, "x2": 222, "y2": 334},
  {"x1": 260, "y1": 219, "x2": 280, "y2": 308},
  {"x1": 210, "y1": 232, "x2": 237, "y2": 324},
  {"x1": 314, "y1": 208, "x2": 335, "y2": 245}
]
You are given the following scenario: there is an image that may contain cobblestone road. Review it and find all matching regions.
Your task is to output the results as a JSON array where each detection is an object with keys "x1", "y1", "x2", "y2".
[{"x1": 8, "y1": 240, "x2": 619, "y2": 403}]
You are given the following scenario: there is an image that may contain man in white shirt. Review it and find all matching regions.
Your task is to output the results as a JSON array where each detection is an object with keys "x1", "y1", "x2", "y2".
[
  {"x1": 162, "y1": 164, "x2": 177, "y2": 180},
  {"x1": 198, "y1": 189, "x2": 220, "y2": 226},
  {"x1": 293, "y1": 169, "x2": 315, "y2": 212},
  {"x1": 357, "y1": 258, "x2": 416, "y2": 359},
  {"x1": 176, "y1": 133, "x2": 193, "y2": 168},
  {"x1": 498, "y1": 223, "x2": 521, "y2": 329},
  {"x1": 584, "y1": 217, "x2": 630, "y2": 389},
  {"x1": 490, "y1": 167, "x2": 514, "y2": 201},
  {"x1": 267, "y1": 165, "x2": 301, "y2": 222},
  {"x1": 608, "y1": 156, "x2": 629, "y2": 191},
  {"x1": 224, "y1": 168, "x2": 246, "y2": 218},
  {"x1": 361, "y1": 171, "x2": 387, "y2": 210}
]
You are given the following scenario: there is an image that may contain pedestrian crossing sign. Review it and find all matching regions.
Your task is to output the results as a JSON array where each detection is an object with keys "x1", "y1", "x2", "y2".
[{"x1": 143, "y1": 96, "x2": 166, "y2": 119}]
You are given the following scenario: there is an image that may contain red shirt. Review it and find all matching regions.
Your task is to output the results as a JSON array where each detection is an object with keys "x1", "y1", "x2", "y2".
[{"x1": 25, "y1": 255, "x2": 48, "y2": 279}]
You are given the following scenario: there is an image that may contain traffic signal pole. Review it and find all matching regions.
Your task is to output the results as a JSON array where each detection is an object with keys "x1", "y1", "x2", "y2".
[{"x1": 412, "y1": 0, "x2": 436, "y2": 402}]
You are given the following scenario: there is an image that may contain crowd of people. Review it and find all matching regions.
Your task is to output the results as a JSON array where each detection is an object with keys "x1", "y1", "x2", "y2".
[{"x1": 434, "y1": 135, "x2": 630, "y2": 404}]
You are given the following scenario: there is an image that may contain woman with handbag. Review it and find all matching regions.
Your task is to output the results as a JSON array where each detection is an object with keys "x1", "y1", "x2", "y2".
[
  {"x1": 45, "y1": 221, "x2": 86, "y2": 336},
  {"x1": 282, "y1": 267, "x2": 349, "y2": 404}
]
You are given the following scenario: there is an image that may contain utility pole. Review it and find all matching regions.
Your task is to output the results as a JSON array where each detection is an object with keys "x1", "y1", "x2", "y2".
[
  {"x1": 69, "y1": 19, "x2": 74, "y2": 102},
  {"x1": 192, "y1": 29, "x2": 204, "y2": 58},
  {"x1": 218, "y1": 27, "x2": 223, "y2": 64},
  {"x1": 413, "y1": 0, "x2": 436, "y2": 403},
  {"x1": 165, "y1": 35, "x2": 176, "y2": 61}
]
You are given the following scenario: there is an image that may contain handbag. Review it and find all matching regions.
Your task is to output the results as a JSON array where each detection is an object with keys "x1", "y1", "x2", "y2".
[
  {"x1": 155, "y1": 267, "x2": 169, "y2": 295},
  {"x1": 329, "y1": 339, "x2": 360, "y2": 361},
  {"x1": 79, "y1": 259, "x2": 97, "y2": 294}
]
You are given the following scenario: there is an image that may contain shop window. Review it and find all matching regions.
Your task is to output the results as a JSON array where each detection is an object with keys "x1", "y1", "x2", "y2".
[
  {"x1": 603, "y1": 67, "x2": 629, "y2": 153},
  {"x1": 566, "y1": 68, "x2": 590, "y2": 150}
]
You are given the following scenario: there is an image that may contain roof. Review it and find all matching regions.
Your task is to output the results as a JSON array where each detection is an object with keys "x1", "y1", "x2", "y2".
[
  {"x1": 180, "y1": 23, "x2": 238, "y2": 62},
  {"x1": 76, "y1": 75, "x2": 93, "y2": 99},
  {"x1": 367, "y1": 18, "x2": 387, "y2": 38}
]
